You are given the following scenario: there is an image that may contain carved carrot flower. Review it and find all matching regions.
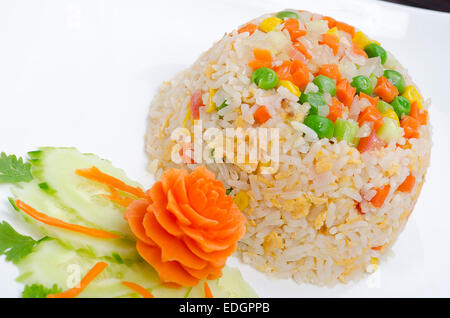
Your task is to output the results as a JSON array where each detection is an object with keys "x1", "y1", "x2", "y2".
[{"x1": 125, "y1": 166, "x2": 246, "y2": 286}]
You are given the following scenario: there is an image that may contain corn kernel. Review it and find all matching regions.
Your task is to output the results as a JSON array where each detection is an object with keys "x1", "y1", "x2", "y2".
[
  {"x1": 326, "y1": 27, "x2": 339, "y2": 40},
  {"x1": 353, "y1": 31, "x2": 379, "y2": 50},
  {"x1": 278, "y1": 80, "x2": 301, "y2": 97},
  {"x1": 260, "y1": 17, "x2": 283, "y2": 33},
  {"x1": 381, "y1": 108, "x2": 400, "y2": 125},
  {"x1": 206, "y1": 89, "x2": 217, "y2": 112},
  {"x1": 234, "y1": 191, "x2": 250, "y2": 211},
  {"x1": 402, "y1": 85, "x2": 424, "y2": 109}
]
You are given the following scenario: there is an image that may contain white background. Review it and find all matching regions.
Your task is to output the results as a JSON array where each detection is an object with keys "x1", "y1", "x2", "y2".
[{"x1": 0, "y1": 0, "x2": 449, "y2": 297}]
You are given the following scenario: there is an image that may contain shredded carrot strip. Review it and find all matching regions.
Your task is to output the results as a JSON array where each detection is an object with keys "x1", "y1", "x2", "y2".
[
  {"x1": 16, "y1": 200, "x2": 121, "y2": 239},
  {"x1": 47, "y1": 262, "x2": 108, "y2": 298},
  {"x1": 162, "y1": 282, "x2": 182, "y2": 289},
  {"x1": 75, "y1": 166, "x2": 146, "y2": 199},
  {"x1": 121, "y1": 281, "x2": 154, "y2": 298},
  {"x1": 102, "y1": 186, "x2": 135, "y2": 207},
  {"x1": 204, "y1": 282, "x2": 214, "y2": 298}
]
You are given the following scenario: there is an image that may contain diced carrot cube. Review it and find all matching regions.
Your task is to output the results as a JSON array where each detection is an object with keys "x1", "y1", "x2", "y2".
[
  {"x1": 397, "y1": 174, "x2": 415, "y2": 193},
  {"x1": 336, "y1": 78, "x2": 356, "y2": 106},
  {"x1": 319, "y1": 34, "x2": 339, "y2": 55},
  {"x1": 317, "y1": 64, "x2": 341, "y2": 81},
  {"x1": 254, "y1": 106, "x2": 271, "y2": 124},
  {"x1": 238, "y1": 23, "x2": 258, "y2": 35},
  {"x1": 374, "y1": 76, "x2": 399, "y2": 103}
]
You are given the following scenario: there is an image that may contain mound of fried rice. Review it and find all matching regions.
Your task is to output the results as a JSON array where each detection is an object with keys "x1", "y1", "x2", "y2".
[{"x1": 145, "y1": 10, "x2": 431, "y2": 285}]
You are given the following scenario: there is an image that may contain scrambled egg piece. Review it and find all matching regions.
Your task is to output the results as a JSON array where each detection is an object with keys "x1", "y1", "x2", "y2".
[
  {"x1": 282, "y1": 195, "x2": 311, "y2": 219},
  {"x1": 370, "y1": 257, "x2": 379, "y2": 270},
  {"x1": 347, "y1": 148, "x2": 362, "y2": 165},
  {"x1": 315, "y1": 156, "x2": 333, "y2": 173},
  {"x1": 310, "y1": 196, "x2": 327, "y2": 205},
  {"x1": 274, "y1": 170, "x2": 291, "y2": 180},
  {"x1": 377, "y1": 217, "x2": 389, "y2": 230},
  {"x1": 336, "y1": 248, "x2": 368, "y2": 282},
  {"x1": 270, "y1": 198, "x2": 281, "y2": 208},
  {"x1": 263, "y1": 231, "x2": 284, "y2": 255},
  {"x1": 204, "y1": 63, "x2": 216, "y2": 78},
  {"x1": 258, "y1": 174, "x2": 273, "y2": 186},
  {"x1": 314, "y1": 151, "x2": 338, "y2": 173},
  {"x1": 235, "y1": 115, "x2": 245, "y2": 128},
  {"x1": 398, "y1": 209, "x2": 411, "y2": 224},
  {"x1": 385, "y1": 163, "x2": 399, "y2": 176},
  {"x1": 313, "y1": 210, "x2": 327, "y2": 230}
]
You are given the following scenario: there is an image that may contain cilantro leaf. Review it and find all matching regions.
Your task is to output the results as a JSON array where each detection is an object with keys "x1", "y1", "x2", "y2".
[
  {"x1": 22, "y1": 284, "x2": 62, "y2": 298},
  {"x1": 0, "y1": 221, "x2": 37, "y2": 263},
  {"x1": 0, "y1": 152, "x2": 33, "y2": 183}
]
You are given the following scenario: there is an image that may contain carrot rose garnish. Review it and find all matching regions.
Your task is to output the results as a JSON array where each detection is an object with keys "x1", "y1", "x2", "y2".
[{"x1": 125, "y1": 166, "x2": 246, "y2": 287}]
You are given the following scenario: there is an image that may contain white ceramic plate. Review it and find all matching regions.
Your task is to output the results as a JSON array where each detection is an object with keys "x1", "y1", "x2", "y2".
[{"x1": 1, "y1": 0, "x2": 449, "y2": 297}]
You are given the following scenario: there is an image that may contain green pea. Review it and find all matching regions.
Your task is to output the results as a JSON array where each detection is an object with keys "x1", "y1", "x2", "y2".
[
  {"x1": 377, "y1": 100, "x2": 392, "y2": 114},
  {"x1": 251, "y1": 67, "x2": 279, "y2": 90},
  {"x1": 304, "y1": 115, "x2": 335, "y2": 139},
  {"x1": 299, "y1": 92, "x2": 328, "y2": 115},
  {"x1": 391, "y1": 96, "x2": 411, "y2": 119},
  {"x1": 383, "y1": 70, "x2": 406, "y2": 94},
  {"x1": 334, "y1": 119, "x2": 359, "y2": 146},
  {"x1": 364, "y1": 43, "x2": 387, "y2": 64},
  {"x1": 276, "y1": 10, "x2": 299, "y2": 20},
  {"x1": 351, "y1": 75, "x2": 373, "y2": 95},
  {"x1": 313, "y1": 75, "x2": 336, "y2": 96}
]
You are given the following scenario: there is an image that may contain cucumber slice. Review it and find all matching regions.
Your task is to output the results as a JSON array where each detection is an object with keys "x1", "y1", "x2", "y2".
[
  {"x1": 29, "y1": 147, "x2": 140, "y2": 237},
  {"x1": 11, "y1": 181, "x2": 138, "y2": 260},
  {"x1": 151, "y1": 286, "x2": 192, "y2": 298},
  {"x1": 377, "y1": 117, "x2": 401, "y2": 143},
  {"x1": 16, "y1": 238, "x2": 257, "y2": 298},
  {"x1": 187, "y1": 267, "x2": 257, "y2": 298},
  {"x1": 11, "y1": 147, "x2": 258, "y2": 298},
  {"x1": 187, "y1": 280, "x2": 229, "y2": 298},
  {"x1": 217, "y1": 267, "x2": 257, "y2": 298},
  {"x1": 16, "y1": 239, "x2": 161, "y2": 298}
]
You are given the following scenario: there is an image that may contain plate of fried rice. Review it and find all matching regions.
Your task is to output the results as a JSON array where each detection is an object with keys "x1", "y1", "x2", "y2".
[{"x1": 1, "y1": 0, "x2": 449, "y2": 297}]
